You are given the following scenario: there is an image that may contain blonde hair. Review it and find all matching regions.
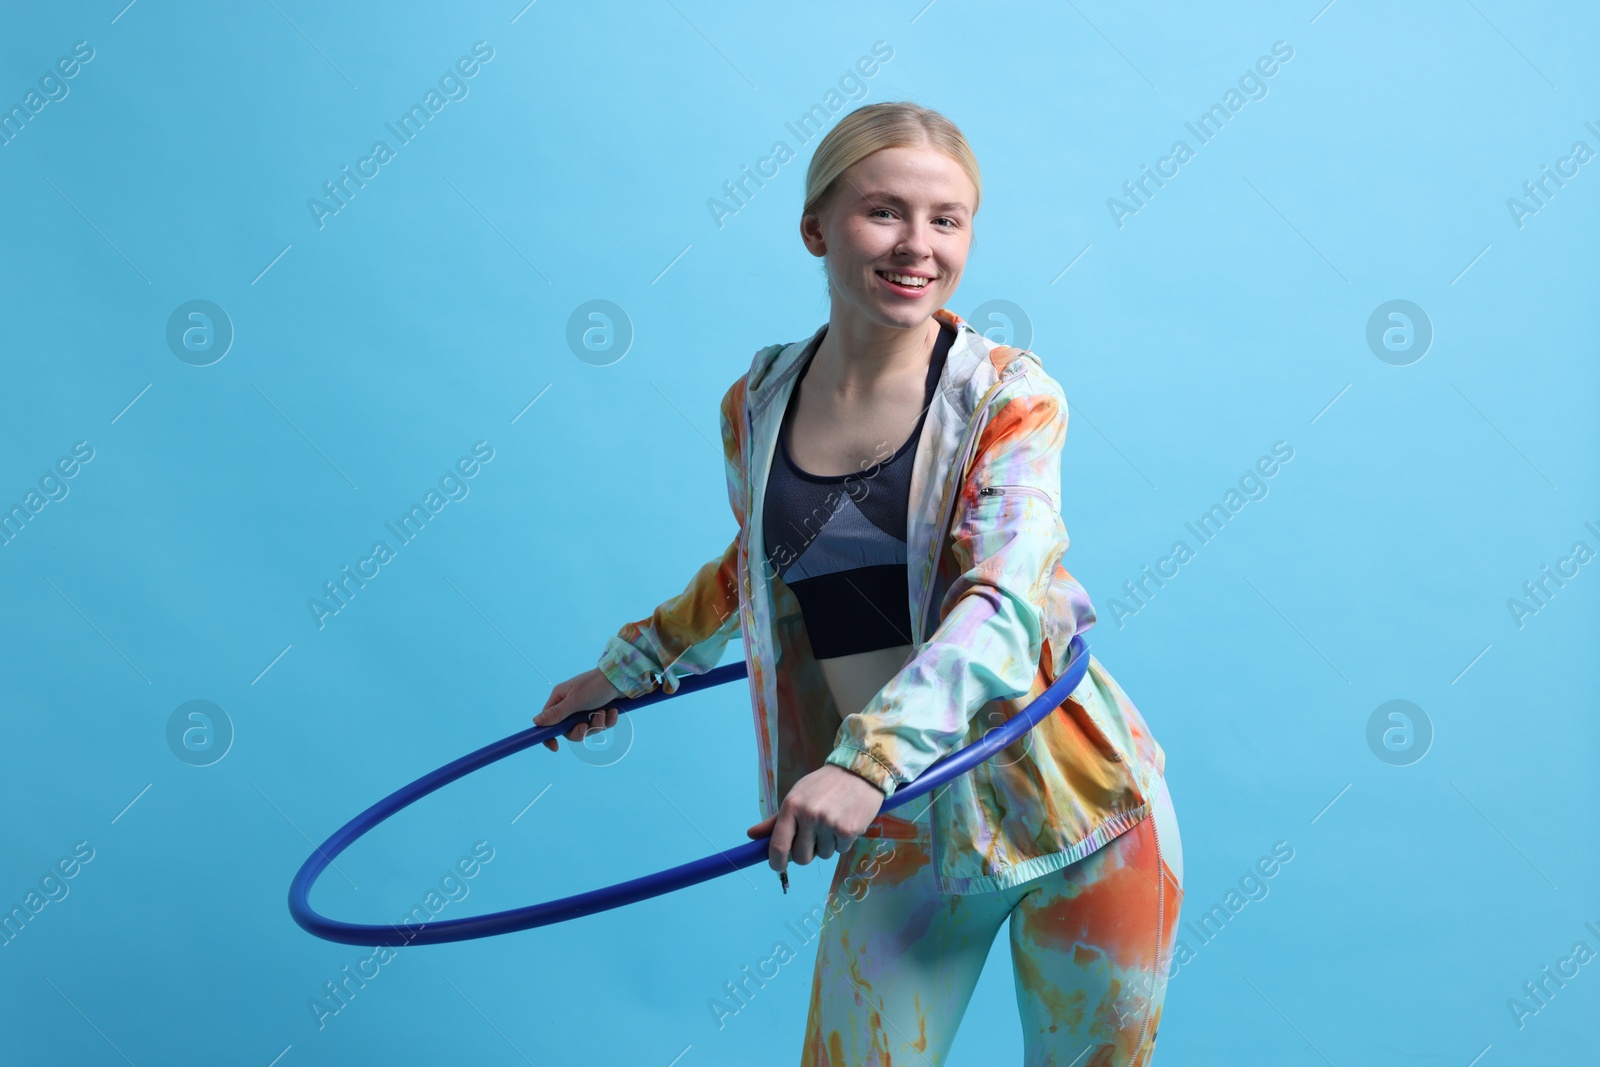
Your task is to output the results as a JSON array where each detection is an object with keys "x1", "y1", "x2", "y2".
[{"x1": 801, "y1": 101, "x2": 982, "y2": 223}]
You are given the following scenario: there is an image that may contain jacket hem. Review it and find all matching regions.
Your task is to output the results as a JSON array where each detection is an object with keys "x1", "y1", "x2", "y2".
[{"x1": 933, "y1": 802, "x2": 1152, "y2": 895}]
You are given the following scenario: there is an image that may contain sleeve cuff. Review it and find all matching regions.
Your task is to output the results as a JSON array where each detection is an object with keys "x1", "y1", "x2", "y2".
[
  {"x1": 596, "y1": 636, "x2": 661, "y2": 700},
  {"x1": 825, "y1": 745, "x2": 901, "y2": 797}
]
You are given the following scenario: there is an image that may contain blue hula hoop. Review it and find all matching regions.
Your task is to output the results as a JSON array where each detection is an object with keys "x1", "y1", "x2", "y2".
[{"x1": 288, "y1": 634, "x2": 1091, "y2": 947}]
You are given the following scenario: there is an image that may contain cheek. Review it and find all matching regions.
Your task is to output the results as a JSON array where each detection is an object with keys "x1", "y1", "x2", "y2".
[
  {"x1": 939, "y1": 240, "x2": 971, "y2": 273},
  {"x1": 841, "y1": 222, "x2": 894, "y2": 260}
]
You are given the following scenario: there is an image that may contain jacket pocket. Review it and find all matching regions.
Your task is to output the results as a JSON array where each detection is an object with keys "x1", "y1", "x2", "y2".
[
  {"x1": 1044, "y1": 640, "x2": 1125, "y2": 765},
  {"x1": 1058, "y1": 696, "x2": 1125, "y2": 763}
]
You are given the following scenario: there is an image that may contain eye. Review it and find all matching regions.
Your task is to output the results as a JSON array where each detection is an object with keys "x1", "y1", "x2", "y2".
[{"x1": 870, "y1": 207, "x2": 896, "y2": 219}]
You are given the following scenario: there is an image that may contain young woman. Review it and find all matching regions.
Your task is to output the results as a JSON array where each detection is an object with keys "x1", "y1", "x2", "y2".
[{"x1": 535, "y1": 102, "x2": 1184, "y2": 1066}]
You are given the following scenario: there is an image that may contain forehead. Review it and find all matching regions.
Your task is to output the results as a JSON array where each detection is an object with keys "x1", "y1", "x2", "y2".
[{"x1": 843, "y1": 145, "x2": 976, "y2": 210}]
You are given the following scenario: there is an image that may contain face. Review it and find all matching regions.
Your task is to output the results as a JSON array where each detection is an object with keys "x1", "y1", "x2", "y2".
[{"x1": 800, "y1": 143, "x2": 977, "y2": 332}]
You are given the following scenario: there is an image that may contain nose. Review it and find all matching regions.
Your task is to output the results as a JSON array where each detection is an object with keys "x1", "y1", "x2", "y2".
[{"x1": 893, "y1": 218, "x2": 936, "y2": 260}]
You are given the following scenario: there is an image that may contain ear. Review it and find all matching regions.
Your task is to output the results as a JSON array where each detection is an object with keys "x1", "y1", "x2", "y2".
[{"x1": 798, "y1": 211, "x2": 827, "y2": 257}]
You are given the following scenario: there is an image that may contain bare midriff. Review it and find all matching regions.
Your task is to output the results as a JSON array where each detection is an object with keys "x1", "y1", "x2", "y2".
[{"x1": 819, "y1": 642, "x2": 915, "y2": 720}]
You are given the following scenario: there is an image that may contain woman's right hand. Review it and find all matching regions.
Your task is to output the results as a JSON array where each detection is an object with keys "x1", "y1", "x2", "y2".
[{"x1": 533, "y1": 669, "x2": 625, "y2": 752}]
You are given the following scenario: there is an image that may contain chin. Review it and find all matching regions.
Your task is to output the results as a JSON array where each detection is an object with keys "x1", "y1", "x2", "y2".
[
  {"x1": 888, "y1": 305, "x2": 938, "y2": 327},
  {"x1": 862, "y1": 294, "x2": 935, "y2": 323}
]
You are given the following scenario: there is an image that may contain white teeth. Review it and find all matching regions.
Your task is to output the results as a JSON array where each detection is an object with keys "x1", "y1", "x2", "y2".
[{"x1": 880, "y1": 271, "x2": 929, "y2": 288}]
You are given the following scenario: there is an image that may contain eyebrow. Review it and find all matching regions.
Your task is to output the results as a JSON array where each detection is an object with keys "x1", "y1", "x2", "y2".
[{"x1": 855, "y1": 190, "x2": 972, "y2": 213}]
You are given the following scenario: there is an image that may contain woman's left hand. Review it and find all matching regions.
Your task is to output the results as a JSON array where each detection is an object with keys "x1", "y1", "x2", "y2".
[{"x1": 746, "y1": 764, "x2": 885, "y2": 876}]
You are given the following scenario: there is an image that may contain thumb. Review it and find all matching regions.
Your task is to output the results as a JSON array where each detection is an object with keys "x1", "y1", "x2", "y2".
[
  {"x1": 534, "y1": 690, "x2": 574, "y2": 727},
  {"x1": 746, "y1": 815, "x2": 777, "y2": 840}
]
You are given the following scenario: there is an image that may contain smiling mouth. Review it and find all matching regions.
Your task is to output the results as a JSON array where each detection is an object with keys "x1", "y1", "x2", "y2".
[{"x1": 876, "y1": 269, "x2": 932, "y2": 290}]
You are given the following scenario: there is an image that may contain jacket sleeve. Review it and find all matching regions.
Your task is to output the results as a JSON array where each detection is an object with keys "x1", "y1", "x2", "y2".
[
  {"x1": 595, "y1": 537, "x2": 742, "y2": 699},
  {"x1": 594, "y1": 374, "x2": 750, "y2": 700},
  {"x1": 824, "y1": 372, "x2": 1079, "y2": 795}
]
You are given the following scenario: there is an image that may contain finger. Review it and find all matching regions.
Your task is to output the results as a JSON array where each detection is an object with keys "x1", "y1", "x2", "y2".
[
  {"x1": 815, "y1": 827, "x2": 837, "y2": 861},
  {"x1": 605, "y1": 708, "x2": 619, "y2": 729},
  {"x1": 536, "y1": 700, "x2": 566, "y2": 729},
  {"x1": 792, "y1": 811, "x2": 816, "y2": 866},
  {"x1": 768, "y1": 811, "x2": 795, "y2": 873},
  {"x1": 534, "y1": 694, "x2": 566, "y2": 726},
  {"x1": 746, "y1": 815, "x2": 777, "y2": 840},
  {"x1": 566, "y1": 723, "x2": 587, "y2": 741},
  {"x1": 543, "y1": 738, "x2": 558, "y2": 752}
]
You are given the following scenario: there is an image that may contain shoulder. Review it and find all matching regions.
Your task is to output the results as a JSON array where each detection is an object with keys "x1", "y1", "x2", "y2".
[
  {"x1": 996, "y1": 353, "x2": 1068, "y2": 414},
  {"x1": 957, "y1": 321, "x2": 1067, "y2": 419},
  {"x1": 955, "y1": 327, "x2": 1071, "y2": 474},
  {"x1": 719, "y1": 372, "x2": 749, "y2": 419},
  {"x1": 717, "y1": 340, "x2": 791, "y2": 446},
  {"x1": 724, "y1": 342, "x2": 787, "y2": 402}
]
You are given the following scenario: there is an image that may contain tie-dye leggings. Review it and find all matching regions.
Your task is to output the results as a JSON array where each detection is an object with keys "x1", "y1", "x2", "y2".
[{"x1": 800, "y1": 775, "x2": 1184, "y2": 1066}]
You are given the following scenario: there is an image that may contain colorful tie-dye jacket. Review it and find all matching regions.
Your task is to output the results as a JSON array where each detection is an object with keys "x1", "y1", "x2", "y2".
[{"x1": 597, "y1": 307, "x2": 1167, "y2": 894}]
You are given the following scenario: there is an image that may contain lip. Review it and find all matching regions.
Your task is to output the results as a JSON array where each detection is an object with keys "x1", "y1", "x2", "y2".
[{"x1": 875, "y1": 268, "x2": 934, "y2": 298}]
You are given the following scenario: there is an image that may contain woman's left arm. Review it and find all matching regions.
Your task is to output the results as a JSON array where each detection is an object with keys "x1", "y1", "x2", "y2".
[{"x1": 823, "y1": 371, "x2": 1085, "y2": 795}]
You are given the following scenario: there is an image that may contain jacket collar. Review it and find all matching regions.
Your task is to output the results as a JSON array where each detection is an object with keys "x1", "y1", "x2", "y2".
[{"x1": 745, "y1": 307, "x2": 1037, "y2": 422}]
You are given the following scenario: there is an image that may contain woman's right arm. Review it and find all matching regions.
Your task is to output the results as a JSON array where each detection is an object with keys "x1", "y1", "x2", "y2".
[
  {"x1": 595, "y1": 369, "x2": 753, "y2": 699},
  {"x1": 534, "y1": 535, "x2": 741, "y2": 751},
  {"x1": 594, "y1": 534, "x2": 743, "y2": 699},
  {"x1": 534, "y1": 371, "x2": 755, "y2": 746}
]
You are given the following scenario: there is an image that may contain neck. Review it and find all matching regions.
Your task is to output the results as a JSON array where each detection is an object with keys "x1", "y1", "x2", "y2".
[{"x1": 809, "y1": 309, "x2": 938, "y2": 399}]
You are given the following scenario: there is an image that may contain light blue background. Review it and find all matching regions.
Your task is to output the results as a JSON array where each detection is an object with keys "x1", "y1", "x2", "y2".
[{"x1": 1, "y1": 1, "x2": 1595, "y2": 1064}]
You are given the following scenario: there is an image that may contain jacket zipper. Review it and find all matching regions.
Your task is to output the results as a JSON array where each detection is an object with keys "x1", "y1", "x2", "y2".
[
  {"x1": 978, "y1": 484, "x2": 1055, "y2": 505},
  {"x1": 742, "y1": 394, "x2": 770, "y2": 810}
]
